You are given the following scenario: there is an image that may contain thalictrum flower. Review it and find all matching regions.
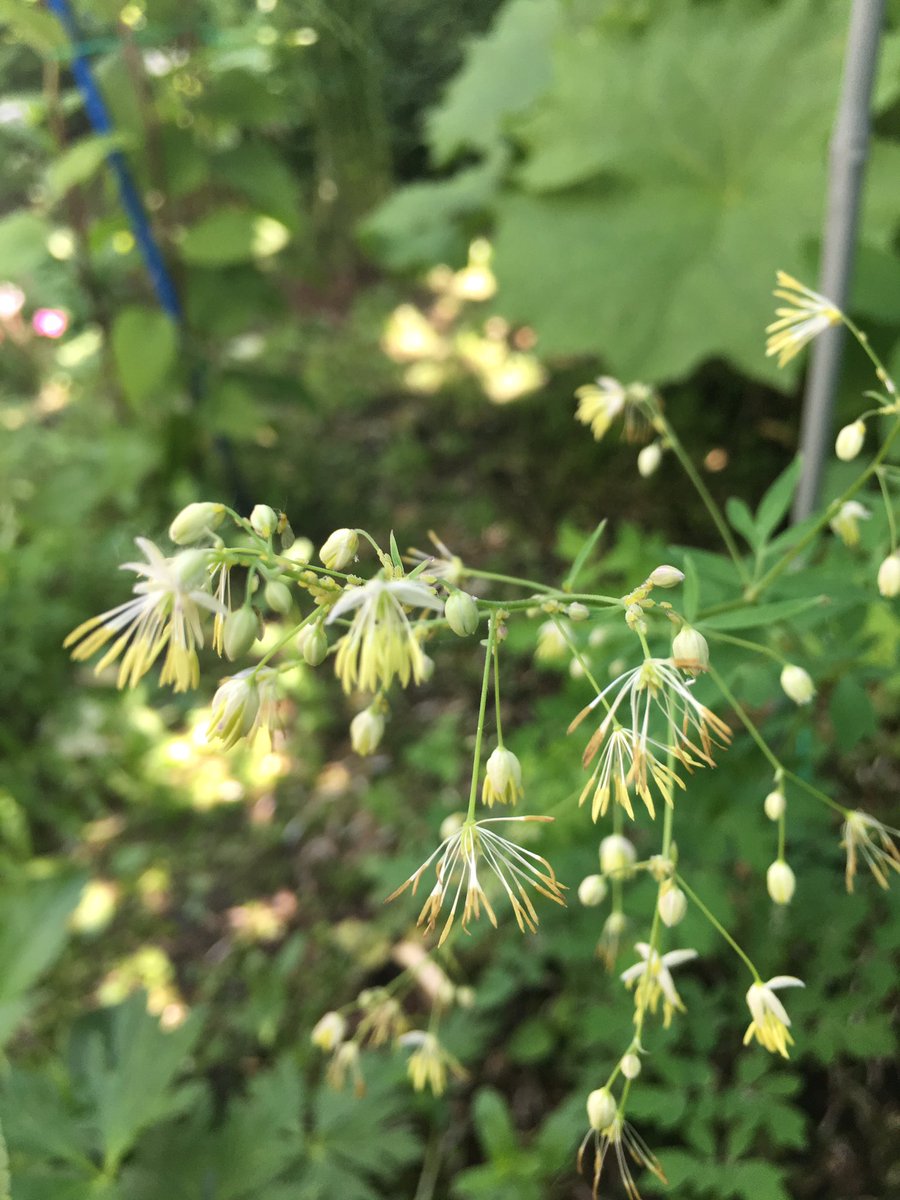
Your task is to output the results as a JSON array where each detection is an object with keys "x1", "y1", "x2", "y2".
[
  {"x1": 207, "y1": 667, "x2": 279, "y2": 749},
  {"x1": 575, "y1": 376, "x2": 656, "y2": 443},
  {"x1": 64, "y1": 538, "x2": 223, "y2": 692},
  {"x1": 743, "y1": 976, "x2": 804, "y2": 1058},
  {"x1": 620, "y1": 942, "x2": 699, "y2": 1027},
  {"x1": 387, "y1": 816, "x2": 566, "y2": 946},
  {"x1": 765, "y1": 271, "x2": 842, "y2": 367},
  {"x1": 578, "y1": 1105, "x2": 667, "y2": 1200},
  {"x1": 399, "y1": 1030, "x2": 466, "y2": 1096},
  {"x1": 841, "y1": 810, "x2": 900, "y2": 892},
  {"x1": 327, "y1": 575, "x2": 442, "y2": 692}
]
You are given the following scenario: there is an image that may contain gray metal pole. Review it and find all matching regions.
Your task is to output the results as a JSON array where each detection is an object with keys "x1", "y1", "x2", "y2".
[{"x1": 792, "y1": 0, "x2": 885, "y2": 522}]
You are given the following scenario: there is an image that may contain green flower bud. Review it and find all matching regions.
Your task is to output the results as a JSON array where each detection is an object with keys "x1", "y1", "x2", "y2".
[
  {"x1": 223, "y1": 608, "x2": 259, "y2": 661},
  {"x1": 169, "y1": 502, "x2": 224, "y2": 545},
  {"x1": 599, "y1": 834, "x2": 636, "y2": 876},
  {"x1": 657, "y1": 881, "x2": 687, "y2": 927},
  {"x1": 297, "y1": 623, "x2": 328, "y2": 666},
  {"x1": 586, "y1": 1087, "x2": 617, "y2": 1132},
  {"x1": 577, "y1": 874, "x2": 607, "y2": 907},
  {"x1": 620, "y1": 1052, "x2": 642, "y2": 1079},
  {"x1": 672, "y1": 625, "x2": 709, "y2": 675},
  {"x1": 444, "y1": 590, "x2": 479, "y2": 637},
  {"x1": 648, "y1": 564, "x2": 684, "y2": 588},
  {"x1": 877, "y1": 553, "x2": 900, "y2": 598},
  {"x1": 764, "y1": 789, "x2": 786, "y2": 821},
  {"x1": 264, "y1": 580, "x2": 293, "y2": 614},
  {"x1": 835, "y1": 419, "x2": 865, "y2": 462},
  {"x1": 766, "y1": 859, "x2": 796, "y2": 905},
  {"x1": 350, "y1": 707, "x2": 385, "y2": 756},
  {"x1": 780, "y1": 664, "x2": 815, "y2": 705},
  {"x1": 250, "y1": 504, "x2": 278, "y2": 538}
]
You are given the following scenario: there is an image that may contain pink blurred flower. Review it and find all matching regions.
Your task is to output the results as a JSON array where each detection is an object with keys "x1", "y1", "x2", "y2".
[
  {"x1": 32, "y1": 307, "x2": 69, "y2": 338},
  {"x1": 0, "y1": 283, "x2": 25, "y2": 320}
]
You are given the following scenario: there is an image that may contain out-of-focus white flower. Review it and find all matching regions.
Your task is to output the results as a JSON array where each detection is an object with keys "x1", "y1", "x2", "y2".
[
  {"x1": 743, "y1": 976, "x2": 804, "y2": 1058},
  {"x1": 830, "y1": 500, "x2": 870, "y2": 547},
  {"x1": 766, "y1": 271, "x2": 841, "y2": 367},
  {"x1": 620, "y1": 942, "x2": 698, "y2": 1027}
]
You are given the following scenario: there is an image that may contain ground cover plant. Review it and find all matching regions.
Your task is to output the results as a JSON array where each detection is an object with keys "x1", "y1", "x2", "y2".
[{"x1": 1, "y1": 3, "x2": 899, "y2": 1199}]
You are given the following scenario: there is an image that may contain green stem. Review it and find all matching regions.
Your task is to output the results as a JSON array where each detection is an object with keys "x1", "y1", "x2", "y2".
[
  {"x1": 462, "y1": 567, "x2": 555, "y2": 593},
  {"x1": 876, "y1": 467, "x2": 898, "y2": 552},
  {"x1": 657, "y1": 413, "x2": 750, "y2": 584},
  {"x1": 842, "y1": 312, "x2": 897, "y2": 395},
  {"x1": 675, "y1": 873, "x2": 761, "y2": 983},
  {"x1": 250, "y1": 610, "x2": 317, "y2": 676},
  {"x1": 777, "y1": 811, "x2": 786, "y2": 861},
  {"x1": 492, "y1": 635, "x2": 504, "y2": 748},
  {"x1": 466, "y1": 615, "x2": 497, "y2": 821},
  {"x1": 704, "y1": 630, "x2": 788, "y2": 666}
]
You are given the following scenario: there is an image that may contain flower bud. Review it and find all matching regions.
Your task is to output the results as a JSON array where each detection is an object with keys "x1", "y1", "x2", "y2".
[
  {"x1": 535, "y1": 620, "x2": 568, "y2": 661},
  {"x1": 169, "y1": 502, "x2": 224, "y2": 545},
  {"x1": 830, "y1": 500, "x2": 870, "y2": 547},
  {"x1": 877, "y1": 553, "x2": 900, "y2": 598},
  {"x1": 620, "y1": 1053, "x2": 642, "y2": 1080},
  {"x1": 297, "y1": 623, "x2": 328, "y2": 666},
  {"x1": 445, "y1": 590, "x2": 479, "y2": 637},
  {"x1": 208, "y1": 671, "x2": 260, "y2": 749},
  {"x1": 835, "y1": 419, "x2": 865, "y2": 462},
  {"x1": 250, "y1": 504, "x2": 278, "y2": 538},
  {"x1": 780, "y1": 664, "x2": 815, "y2": 705},
  {"x1": 350, "y1": 707, "x2": 385, "y2": 756},
  {"x1": 599, "y1": 834, "x2": 636, "y2": 876},
  {"x1": 264, "y1": 580, "x2": 293, "y2": 614},
  {"x1": 766, "y1": 859, "x2": 796, "y2": 905},
  {"x1": 672, "y1": 626, "x2": 709, "y2": 675},
  {"x1": 586, "y1": 1087, "x2": 617, "y2": 1132},
  {"x1": 764, "y1": 788, "x2": 786, "y2": 821},
  {"x1": 648, "y1": 564, "x2": 684, "y2": 588},
  {"x1": 169, "y1": 549, "x2": 210, "y2": 590},
  {"x1": 657, "y1": 881, "x2": 687, "y2": 927},
  {"x1": 311, "y1": 1011, "x2": 346, "y2": 1052},
  {"x1": 223, "y1": 608, "x2": 259, "y2": 661},
  {"x1": 419, "y1": 652, "x2": 435, "y2": 682},
  {"x1": 482, "y1": 747, "x2": 523, "y2": 807},
  {"x1": 637, "y1": 442, "x2": 662, "y2": 478},
  {"x1": 439, "y1": 812, "x2": 465, "y2": 841},
  {"x1": 319, "y1": 528, "x2": 358, "y2": 571},
  {"x1": 577, "y1": 874, "x2": 608, "y2": 907},
  {"x1": 567, "y1": 601, "x2": 590, "y2": 621}
]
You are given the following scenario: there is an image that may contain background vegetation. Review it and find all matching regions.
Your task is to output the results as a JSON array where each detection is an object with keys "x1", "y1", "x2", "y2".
[{"x1": 0, "y1": 1, "x2": 898, "y2": 1198}]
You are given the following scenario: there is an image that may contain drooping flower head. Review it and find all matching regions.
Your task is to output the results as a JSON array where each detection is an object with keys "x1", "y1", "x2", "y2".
[
  {"x1": 64, "y1": 538, "x2": 223, "y2": 692},
  {"x1": 327, "y1": 574, "x2": 442, "y2": 693},
  {"x1": 575, "y1": 376, "x2": 656, "y2": 443},
  {"x1": 765, "y1": 271, "x2": 842, "y2": 367},
  {"x1": 399, "y1": 1030, "x2": 466, "y2": 1096},
  {"x1": 620, "y1": 942, "x2": 698, "y2": 1028},
  {"x1": 743, "y1": 976, "x2": 804, "y2": 1058},
  {"x1": 841, "y1": 810, "x2": 900, "y2": 892},
  {"x1": 387, "y1": 816, "x2": 566, "y2": 945},
  {"x1": 207, "y1": 667, "x2": 279, "y2": 749},
  {"x1": 578, "y1": 1094, "x2": 667, "y2": 1200}
]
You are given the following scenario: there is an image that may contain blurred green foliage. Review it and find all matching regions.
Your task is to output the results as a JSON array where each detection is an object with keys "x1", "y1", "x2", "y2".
[{"x1": 0, "y1": 1, "x2": 898, "y2": 1199}]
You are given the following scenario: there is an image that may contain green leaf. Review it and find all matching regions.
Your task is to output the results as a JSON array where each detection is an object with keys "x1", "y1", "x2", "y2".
[
  {"x1": 0, "y1": 0, "x2": 66, "y2": 52},
  {"x1": 491, "y1": 0, "x2": 848, "y2": 383},
  {"x1": 111, "y1": 307, "x2": 178, "y2": 406},
  {"x1": 426, "y1": 0, "x2": 558, "y2": 164},
  {"x1": 0, "y1": 1069, "x2": 89, "y2": 1168},
  {"x1": 754, "y1": 456, "x2": 802, "y2": 544},
  {"x1": 563, "y1": 519, "x2": 607, "y2": 590},
  {"x1": 213, "y1": 143, "x2": 303, "y2": 231},
  {"x1": 73, "y1": 993, "x2": 202, "y2": 1172},
  {"x1": 0, "y1": 212, "x2": 51, "y2": 278},
  {"x1": 472, "y1": 1088, "x2": 519, "y2": 1160},
  {"x1": 180, "y1": 208, "x2": 291, "y2": 266},
  {"x1": 725, "y1": 497, "x2": 758, "y2": 549},
  {"x1": 829, "y1": 675, "x2": 877, "y2": 752},
  {"x1": 45, "y1": 134, "x2": 126, "y2": 201},
  {"x1": 0, "y1": 871, "x2": 86, "y2": 1045},
  {"x1": 682, "y1": 553, "x2": 700, "y2": 623},
  {"x1": 700, "y1": 595, "x2": 827, "y2": 630}
]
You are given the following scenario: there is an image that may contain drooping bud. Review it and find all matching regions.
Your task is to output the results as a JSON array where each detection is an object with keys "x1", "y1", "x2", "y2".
[
  {"x1": 482, "y1": 747, "x2": 523, "y2": 807},
  {"x1": 311, "y1": 1011, "x2": 346, "y2": 1052},
  {"x1": 637, "y1": 442, "x2": 662, "y2": 477},
  {"x1": 877, "y1": 553, "x2": 900, "y2": 598},
  {"x1": 657, "y1": 881, "x2": 688, "y2": 927},
  {"x1": 835, "y1": 419, "x2": 865, "y2": 462},
  {"x1": 830, "y1": 500, "x2": 870, "y2": 547},
  {"x1": 577, "y1": 874, "x2": 608, "y2": 907},
  {"x1": 599, "y1": 834, "x2": 636, "y2": 876},
  {"x1": 764, "y1": 789, "x2": 786, "y2": 821},
  {"x1": 672, "y1": 626, "x2": 709, "y2": 675},
  {"x1": 445, "y1": 590, "x2": 479, "y2": 637},
  {"x1": 250, "y1": 504, "x2": 279, "y2": 538},
  {"x1": 223, "y1": 608, "x2": 259, "y2": 661},
  {"x1": 620, "y1": 1053, "x2": 642, "y2": 1080},
  {"x1": 350, "y1": 706, "x2": 385, "y2": 756},
  {"x1": 766, "y1": 859, "x2": 796, "y2": 905},
  {"x1": 567, "y1": 601, "x2": 590, "y2": 621},
  {"x1": 264, "y1": 579, "x2": 293, "y2": 614},
  {"x1": 780, "y1": 664, "x2": 815, "y2": 705},
  {"x1": 297, "y1": 622, "x2": 328, "y2": 666},
  {"x1": 320, "y1": 528, "x2": 359, "y2": 571},
  {"x1": 439, "y1": 812, "x2": 465, "y2": 841},
  {"x1": 586, "y1": 1087, "x2": 617, "y2": 1132},
  {"x1": 169, "y1": 502, "x2": 224, "y2": 545},
  {"x1": 648, "y1": 564, "x2": 684, "y2": 588},
  {"x1": 208, "y1": 671, "x2": 260, "y2": 749}
]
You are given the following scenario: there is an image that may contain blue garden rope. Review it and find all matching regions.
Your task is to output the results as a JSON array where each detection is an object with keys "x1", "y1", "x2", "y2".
[{"x1": 45, "y1": 0, "x2": 183, "y2": 322}]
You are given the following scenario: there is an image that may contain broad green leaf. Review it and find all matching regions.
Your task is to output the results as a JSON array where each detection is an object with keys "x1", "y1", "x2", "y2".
[
  {"x1": 725, "y1": 497, "x2": 758, "y2": 549},
  {"x1": 45, "y1": 134, "x2": 126, "y2": 201},
  {"x1": 73, "y1": 993, "x2": 202, "y2": 1172},
  {"x1": 111, "y1": 307, "x2": 178, "y2": 406},
  {"x1": 180, "y1": 209, "x2": 291, "y2": 266},
  {"x1": 0, "y1": 872, "x2": 86, "y2": 1043},
  {"x1": 699, "y1": 595, "x2": 826, "y2": 630},
  {"x1": 426, "y1": 0, "x2": 558, "y2": 164},
  {"x1": 754, "y1": 456, "x2": 802, "y2": 543},
  {"x1": 0, "y1": 1069, "x2": 89, "y2": 1168},
  {"x1": 492, "y1": 0, "x2": 849, "y2": 383},
  {"x1": 213, "y1": 143, "x2": 303, "y2": 231},
  {"x1": 472, "y1": 1088, "x2": 519, "y2": 1160},
  {"x1": 0, "y1": 0, "x2": 66, "y2": 52},
  {"x1": 0, "y1": 212, "x2": 51, "y2": 278}
]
